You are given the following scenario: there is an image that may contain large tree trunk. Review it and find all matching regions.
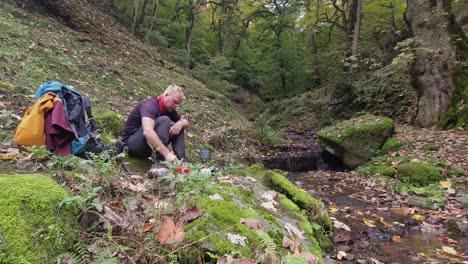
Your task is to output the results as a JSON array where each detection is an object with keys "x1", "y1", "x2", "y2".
[{"x1": 405, "y1": 0, "x2": 456, "y2": 127}]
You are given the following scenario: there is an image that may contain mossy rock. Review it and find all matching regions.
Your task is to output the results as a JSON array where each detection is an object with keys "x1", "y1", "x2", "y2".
[
  {"x1": 93, "y1": 108, "x2": 124, "y2": 137},
  {"x1": 318, "y1": 114, "x2": 395, "y2": 168},
  {"x1": 0, "y1": 174, "x2": 77, "y2": 263},
  {"x1": 396, "y1": 162, "x2": 443, "y2": 186},
  {"x1": 264, "y1": 171, "x2": 333, "y2": 247},
  {"x1": 185, "y1": 165, "x2": 329, "y2": 262},
  {"x1": 381, "y1": 137, "x2": 404, "y2": 153}
]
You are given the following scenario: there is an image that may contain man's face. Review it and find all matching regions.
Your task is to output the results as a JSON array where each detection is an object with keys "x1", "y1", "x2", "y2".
[{"x1": 164, "y1": 92, "x2": 183, "y2": 112}]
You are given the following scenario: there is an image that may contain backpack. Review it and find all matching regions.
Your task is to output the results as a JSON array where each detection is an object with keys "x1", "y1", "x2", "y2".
[{"x1": 33, "y1": 81, "x2": 104, "y2": 157}]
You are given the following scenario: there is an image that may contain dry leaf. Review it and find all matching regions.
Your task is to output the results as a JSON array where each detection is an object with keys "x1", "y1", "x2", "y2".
[
  {"x1": 285, "y1": 223, "x2": 306, "y2": 240},
  {"x1": 0, "y1": 148, "x2": 19, "y2": 160},
  {"x1": 299, "y1": 252, "x2": 318, "y2": 264},
  {"x1": 440, "y1": 181, "x2": 451, "y2": 189},
  {"x1": 363, "y1": 218, "x2": 376, "y2": 228},
  {"x1": 331, "y1": 217, "x2": 351, "y2": 231},
  {"x1": 442, "y1": 246, "x2": 458, "y2": 255},
  {"x1": 282, "y1": 236, "x2": 301, "y2": 254},
  {"x1": 240, "y1": 218, "x2": 261, "y2": 230},
  {"x1": 412, "y1": 214, "x2": 425, "y2": 221},
  {"x1": 392, "y1": 236, "x2": 402, "y2": 243},
  {"x1": 142, "y1": 222, "x2": 154, "y2": 232},
  {"x1": 183, "y1": 206, "x2": 203, "y2": 222},
  {"x1": 337, "y1": 251, "x2": 346, "y2": 260},
  {"x1": 156, "y1": 216, "x2": 185, "y2": 245}
]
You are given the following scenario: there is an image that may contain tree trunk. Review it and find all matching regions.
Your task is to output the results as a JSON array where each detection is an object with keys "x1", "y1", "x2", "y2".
[
  {"x1": 137, "y1": 0, "x2": 150, "y2": 29},
  {"x1": 146, "y1": 0, "x2": 160, "y2": 41},
  {"x1": 350, "y1": 0, "x2": 362, "y2": 56},
  {"x1": 132, "y1": 0, "x2": 140, "y2": 34},
  {"x1": 185, "y1": 0, "x2": 205, "y2": 69},
  {"x1": 405, "y1": 0, "x2": 456, "y2": 127}
]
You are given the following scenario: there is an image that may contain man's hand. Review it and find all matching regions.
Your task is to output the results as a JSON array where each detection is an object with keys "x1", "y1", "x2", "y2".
[
  {"x1": 164, "y1": 152, "x2": 178, "y2": 163},
  {"x1": 169, "y1": 122, "x2": 183, "y2": 136}
]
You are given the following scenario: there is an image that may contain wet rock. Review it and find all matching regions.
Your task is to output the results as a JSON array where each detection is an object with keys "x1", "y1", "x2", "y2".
[
  {"x1": 317, "y1": 114, "x2": 394, "y2": 169},
  {"x1": 336, "y1": 245, "x2": 351, "y2": 252},
  {"x1": 455, "y1": 193, "x2": 468, "y2": 208},
  {"x1": 447, "y1": 219, "x2": 468, "y2": 236},
  {"x1": 408, "y1": 196, "x2": 431, "y2": 209}
]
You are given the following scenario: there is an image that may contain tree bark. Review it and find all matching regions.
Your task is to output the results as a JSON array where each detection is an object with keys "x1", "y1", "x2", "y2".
[
  {"x1": 132, "y1": 0, "x2": 140, "y2": 34},
  {"x1": 146, "y1": 0, "x2": 160, "y2": 41},
  {"x1": 185, "y1": 0, "x2": 205, "y2": 69},
  {"x1": 405, "y1": 0, "x2": 456, "y2": 127},
  {"x1": 350, "y1": 0, "x2": 362, "y2": 56}
]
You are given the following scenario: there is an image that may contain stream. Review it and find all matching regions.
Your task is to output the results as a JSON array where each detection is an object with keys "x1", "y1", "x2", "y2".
[{"x1": 261, "y1": 132, "x2": 468, "y2": 263}]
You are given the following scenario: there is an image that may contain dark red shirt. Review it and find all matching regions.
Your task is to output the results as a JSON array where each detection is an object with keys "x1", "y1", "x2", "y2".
[{"x1": 122, "y1": 96, "x2": 181, "y2": 140}]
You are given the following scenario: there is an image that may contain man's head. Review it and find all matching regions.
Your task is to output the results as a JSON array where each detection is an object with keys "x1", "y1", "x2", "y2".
[{"x1": 162, "y1": 84, "x2": 185, "y2": 112}]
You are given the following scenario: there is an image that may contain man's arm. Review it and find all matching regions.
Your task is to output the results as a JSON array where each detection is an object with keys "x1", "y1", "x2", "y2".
[
  {"x1": 169, "y1": 117, "x2": 190, "y2": 136},
  {"x1": 142, "y1": 117, "x2": 177, "y2": 162}
]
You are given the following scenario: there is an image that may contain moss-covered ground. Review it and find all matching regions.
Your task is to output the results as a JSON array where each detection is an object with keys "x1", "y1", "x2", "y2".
[{"x1": 0, "y1": 174, "x2": 77, "y2": 263}]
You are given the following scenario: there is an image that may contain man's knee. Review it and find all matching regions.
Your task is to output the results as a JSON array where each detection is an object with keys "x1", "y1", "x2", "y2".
[{"x1": 155, "y1": 116, "x2": 171, "y2": 125}]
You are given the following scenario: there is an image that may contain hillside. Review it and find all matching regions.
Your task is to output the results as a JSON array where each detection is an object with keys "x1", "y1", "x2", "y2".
[{"x1": 0, "y1": 0, "x2": 258, "y2": 164}]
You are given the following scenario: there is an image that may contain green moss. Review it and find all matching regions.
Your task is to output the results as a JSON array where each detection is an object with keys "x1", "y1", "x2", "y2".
[
  {"x1": 423, "y1": 143, "x2": 440, "y2": 151},
  {"x1": 381, "y1": 137, "x2": 404, "y2": 153},
  {"x1": 265, "y1": 172, "x2": 332, "y2": 247},
  {"x1": 358, "y1": 156, "x2": 397, "y2": 177},
  {"x1": 0, "y1": 174, "x2": 77, "y2": 263},
  {"x1": 396, "y1": 162, "x2": 443, "y2": 186},
  {"x1": 318, "y1": 114, "x2": 395, "y2": 168},
  {"x1": 185, "y1": 197, "x2": 259, "y2": 258},
  {"x1": 93, "y1": 107, "x2": 124, "y2": 137},
  {"x1": 318, "y1": 114, "x2": 394, "y2": 145},
  {"x1": 242, "y1": 163, "x2": 266, "y2": 181}
]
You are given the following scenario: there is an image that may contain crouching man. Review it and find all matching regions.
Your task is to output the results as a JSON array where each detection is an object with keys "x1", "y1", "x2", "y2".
[{"x1": 122, "y1": 84, "x2": 189, "y2": 163}]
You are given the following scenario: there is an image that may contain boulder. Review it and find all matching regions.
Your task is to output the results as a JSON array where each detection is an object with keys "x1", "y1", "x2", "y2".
[
  {"x1": 185, "y1": 164, "x2": 332, "y2": 261},
  {"x1": 396, "y1": 162, "x2": 442, "y2": 186},
  {"x1": 0, "y1": 174, "x2": 77, "y2": 263},
  {"x1": 318, "y1": 114, "x2": 395, "y2": 168}
]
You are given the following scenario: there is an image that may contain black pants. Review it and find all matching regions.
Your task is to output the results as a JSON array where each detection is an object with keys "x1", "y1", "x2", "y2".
[{"x1": 123, "y1": 116, "x2": 185, "y2": 159}]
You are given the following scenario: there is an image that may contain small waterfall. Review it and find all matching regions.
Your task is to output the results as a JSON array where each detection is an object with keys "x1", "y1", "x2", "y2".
[{"x1": 314, "y1": 151, "x2": 327, "y2": 170}]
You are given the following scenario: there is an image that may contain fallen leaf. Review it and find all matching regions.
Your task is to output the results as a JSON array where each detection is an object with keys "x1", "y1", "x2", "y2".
[
  {"x1": 285, "y1": 223, "x2": 306, "y2": 240},
  {"x1": 240, "y1": 218, "x2": 261, "y2": 230},
  {"x1": 412, "y1": 214, "x2": 425, "y2": 221},
  {"x1": 363, "y1": 218, "x2": 376, "y2": 227},
  {"x1": 392, "y1": 236, "x2": 402, "y2": 243},
  {"x1": 183, "y1": 206, "x2": 203, "y2": 222},
  {"x1": 209, "y1": 193, "x2": 224, "y2": 201},
  {"x1": 156, "y1": 216, "x2": 185, "y2": 245},
  {"x1": 334, "y1": 234, "x2": 352, "y2": 243},
  {"x1": 331, "y1": 217, "x2": 351, "y2": 231},
  {"x1": 440, "y1": 181, "x2": 451, "y2": 189},
  {"x1": 142, "y1": 222, "x2": 154, "y2": 232},
  {"x1": 299, "y1": 252, "x2": 318, "y2": 264},
  {"x1": 337, "y1": 251, "x2": 346, "y2": 260},
  {"x1": 282, "y1": 236, "x2": 301, "y2": 254},
  {"x1": 442, "y1": 246, "x2": 458, "y2": 255},
  {"x1": 0, "y1": 148, "x2": 19, "y2": 160}
]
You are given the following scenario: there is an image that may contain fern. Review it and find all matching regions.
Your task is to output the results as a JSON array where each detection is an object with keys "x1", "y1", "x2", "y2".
[
  {"x1": 56, "y1": 242, "x2": 90, "y2": 264},
  {"x1": 94, "y1": 247, "x2": 118, "y2": 264},
  {"x1": 255, "y1": 230, "x2": 278, "y2": 263}
]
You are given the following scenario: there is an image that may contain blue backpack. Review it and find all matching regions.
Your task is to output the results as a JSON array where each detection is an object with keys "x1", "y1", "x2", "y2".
[{"x1": 35, "y1": 81, "x2": 102, "y2": 156}]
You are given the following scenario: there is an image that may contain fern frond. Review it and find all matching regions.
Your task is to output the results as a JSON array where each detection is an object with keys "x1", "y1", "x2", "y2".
[{"x1": 255, "y1": 230, "x2": 278, "y2": 263}]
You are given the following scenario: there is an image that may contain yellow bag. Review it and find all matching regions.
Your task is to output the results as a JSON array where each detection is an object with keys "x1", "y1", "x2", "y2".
[{"x1": 15, "y1": 93, "x2": 56, "y2": 147}]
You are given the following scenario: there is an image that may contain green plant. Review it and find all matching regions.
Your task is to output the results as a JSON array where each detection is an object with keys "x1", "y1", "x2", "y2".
[
  {"x1": 47, "y1": 155, "x2": 81, "y2": 172},
  {"x1": 59, "y1": 186, "x2": 103, "y2": 217},
  {"x1": 163, "y1": 162, "x2": 215, "y2": 207},
  {"x1": 255, "y1": 230, "x2": 278, "y2": 263},
  {"x1": 26, "y1": 145, "x2": 51, "y2": 163},
  {"x1": 255, "y1": 125, "x2": 286, "y2": 146}
]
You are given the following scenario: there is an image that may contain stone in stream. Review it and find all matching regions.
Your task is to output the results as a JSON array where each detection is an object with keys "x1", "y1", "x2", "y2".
[{"x1": 318, "y1": 114, "x2": 394, "y2": 169}]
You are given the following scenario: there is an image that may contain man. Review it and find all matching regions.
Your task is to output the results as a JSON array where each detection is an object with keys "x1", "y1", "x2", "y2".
[{"x1": 122, "y1": 84, "x2": 189, "y2": 163}]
